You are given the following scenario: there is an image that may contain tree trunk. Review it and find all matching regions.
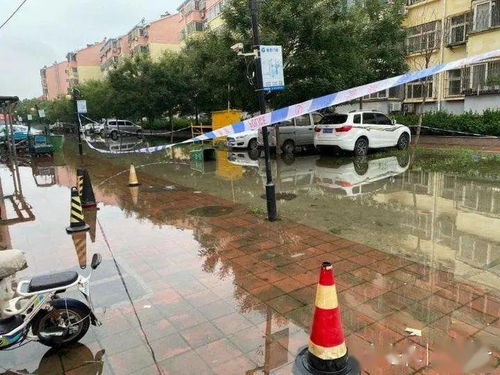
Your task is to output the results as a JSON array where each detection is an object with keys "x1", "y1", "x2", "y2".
[{"x1": 169, "y1": 113, "x2": 174, "y2": 144}]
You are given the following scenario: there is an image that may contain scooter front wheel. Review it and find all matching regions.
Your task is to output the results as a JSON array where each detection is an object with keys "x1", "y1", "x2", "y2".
[{"x1": 31, "y1": 298, "x2": 91, "y2": 348}]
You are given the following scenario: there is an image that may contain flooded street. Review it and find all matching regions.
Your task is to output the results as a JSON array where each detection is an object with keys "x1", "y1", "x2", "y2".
[{"x1": 0, "y1": 137, "x2": 499, "y2": 374}]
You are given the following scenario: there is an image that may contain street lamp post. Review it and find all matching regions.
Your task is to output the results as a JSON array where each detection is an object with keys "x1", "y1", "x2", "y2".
[{"x1": 248, "y1": 0, "x2": 278, "y2": 222}]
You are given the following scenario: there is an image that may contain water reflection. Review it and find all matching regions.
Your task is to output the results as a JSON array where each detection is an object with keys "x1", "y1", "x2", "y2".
[
  {"x1": 83, "y1": 135, "x2": 147, "y2": 153},
  {"x1": 1, "y1": 345, "x2": 105, "y2": 375}
]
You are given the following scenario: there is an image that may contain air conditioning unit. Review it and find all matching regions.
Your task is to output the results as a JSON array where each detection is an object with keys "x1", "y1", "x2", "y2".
[{"x1": 389, "y1": 102, "x2": 403, "y2": 113}]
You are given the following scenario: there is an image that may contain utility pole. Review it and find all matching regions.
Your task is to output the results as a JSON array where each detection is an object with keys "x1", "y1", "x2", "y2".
[
  {"x1": 249, "y1": 0, "x2": 277, "y2": 221},
  {"x1": 72, "y1": 88, "x2": 83, "y2": 156}
]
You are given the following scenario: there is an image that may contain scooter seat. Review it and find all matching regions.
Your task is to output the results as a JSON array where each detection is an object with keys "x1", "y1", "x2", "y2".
[
  {"x1": 28, "y1": 271, "x2": 79, "y2": 293},
  {"x1": 0, "y1": 315, "x2": 24, "y2": 335}
]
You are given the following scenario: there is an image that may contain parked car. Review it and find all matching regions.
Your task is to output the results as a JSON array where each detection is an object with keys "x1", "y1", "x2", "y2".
[
  {"x1": 314, "y1": 154, "x2": 410, "y2": 197},
  {"x1": 258, "y1": 112, "x2": 323, "y2": 153},
  {"x1": 0, "y1": 124, "x2": 43, "y2": 142},
  {"x1": 314, "y1": 111, "x2": 411, "y2": 156},
  {"x1": 102, "y1": 119, "x2": 143, "y2": 138},
  {"x1": 226, "y1": 130, "x2": 258, "y2": 150},
  {"x1": 81, "y1": 122, "x2": 101, "y2": 135}
]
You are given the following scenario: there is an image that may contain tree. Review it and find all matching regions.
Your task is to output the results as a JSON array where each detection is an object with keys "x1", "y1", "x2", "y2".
[
  {"x1": 223, "y1": 0, "x2": 407, "y2": 109},
  {"x1": 77, "y1": 80, "x2": 113, "y2": 121}
]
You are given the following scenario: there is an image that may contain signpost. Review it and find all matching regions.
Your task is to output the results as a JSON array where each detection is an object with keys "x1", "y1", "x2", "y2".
[
  {"x1": 260, "y1": 45, "x2": 285, "y2": 92},
  {"x1": 38, "y1": 109, "x2": 45, "y2": 118},
  {"x1": 27, "y1": 114, "x2": 33, "y2": 121},
  {"x1": 76, "y1": 100, "x2": 87, "y2": 114}
]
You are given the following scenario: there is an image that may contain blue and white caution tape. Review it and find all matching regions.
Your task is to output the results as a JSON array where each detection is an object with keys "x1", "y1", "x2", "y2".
[{"x1": 86, "y1": 49, "x2": 500, "y2": 154}]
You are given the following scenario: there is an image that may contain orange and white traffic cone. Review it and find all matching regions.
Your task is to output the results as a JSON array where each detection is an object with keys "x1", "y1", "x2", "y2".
[
  {"x1": 294, "y1": 262, "x2": 360, "y2": 375},
  {"x1": 128, "y1": 164, "x2": 140, "y2": 187}
]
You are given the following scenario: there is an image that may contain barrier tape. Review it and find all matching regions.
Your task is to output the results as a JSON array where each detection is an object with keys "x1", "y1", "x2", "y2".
[
  {"x1": 82, "y1": 49, "x2": 500, "y2": 154},
  {"x1": 408, "y1": 125, "x2": 500, "y2": 138}
]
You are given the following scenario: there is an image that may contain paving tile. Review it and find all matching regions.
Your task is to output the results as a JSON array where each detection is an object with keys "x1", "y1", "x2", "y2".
[
  {"x1": 108, "y1": 345, "x2": 155, "y2": 374},
  {"x1": 197, "y1": 299, "x2": 237, "y2": 321},
  {"x1": 228, "y1": 325, "x2": 266, "y2": 353},
  {"x1": 267, "y1": 294, "x2": 305, "y2": 314},
  {"x1": 195, "y1": 339, "x2": 243, "y2": 369},
  {"x1": 273, "y1": 276, "x2": 306, "y2": 293},
  {"x1": 429, "y1": 315, "x2": 479, "y2": 340},
  {"x1": 185, "y1": 289, "x2": 221, "y2": 308},
  {"x1": 212, "y1": 312, "x2": 254, "y2": 335},
  {"x1": 180, "y1": 321, "x2": 225, "y2": 348},
  {"x1": 158, "y1": 350, "x2": 212, "y2": 375},
  {"x1": 285, "y1": 305, "x2": 313, "y2": 328},
  {"x1": 419, "y1": 294, "x2": 461, "y2": 315},
  {"x1": 149, "y1": 332, "x2": 191, "y2": 362},
  {"x1": 351, "y1": 282, "x2": 387, "y2": 300},
  {"x1": 168, "y1": 310, "x2": 208, "y2": 330},
  {"x1": 469, "y1": 294, "x2": 500, "y2": 318},
  {"x1": 212, "y1": 355, "x2": 256, "y2": 374},
  {"x1": 252, "y1": 285, "x2": 286, "y2": 301},
  {"x1": 453, "y1": 305, "x2": 498, "y2": 329},
  {"x1": 254, "y1": 269, "x2": 288, "y2": 283},
  {"x1": 288, "y1": 286, "x2": 316, "y2": 305}
]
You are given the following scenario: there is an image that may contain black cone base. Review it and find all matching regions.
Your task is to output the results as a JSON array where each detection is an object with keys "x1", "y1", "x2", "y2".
[
  {"x1": 128, "y1": 182, "x2": 140, "y2": 187},
  {"x1": 66, "y1": 224, "x2": 90, "y2": 234},
  {"x1": 293, "y1": 347, "x2": 360, "y2": 375}
]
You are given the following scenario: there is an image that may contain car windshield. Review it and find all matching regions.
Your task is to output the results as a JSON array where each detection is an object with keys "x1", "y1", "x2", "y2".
[{"x1": 319, "y1": 114, "x2": 348, "y2": 124}]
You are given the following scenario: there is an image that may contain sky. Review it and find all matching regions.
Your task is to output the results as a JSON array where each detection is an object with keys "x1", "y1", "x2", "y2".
[{"x1": 0, "y1": 0, "x2": 183, "y2": 99}]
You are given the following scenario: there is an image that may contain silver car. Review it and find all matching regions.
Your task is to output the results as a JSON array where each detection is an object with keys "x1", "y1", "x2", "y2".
[{"x1": 102, "y1": 119, "x2": 143, "y2": 138}]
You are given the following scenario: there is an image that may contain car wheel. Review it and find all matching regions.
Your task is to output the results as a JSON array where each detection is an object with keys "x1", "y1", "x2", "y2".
[
  {"x1": 353, "y1": 156, "x2": 369, "y2": 176},
  {"x1": 354, "y1": 137, "x2": 369, "y2": 157},
  {"x1": 110, "y1": 130, "x2": 118, "y2": 139},
  {"x1": 397, "y1": 133, "x2": 410, "y2": 150},
  {"x1": 281, "y1": 140, "x2": 295, "y2": 154},
  {"x1": 248, "y1": 138, "x2": 258, "y2": 151}
]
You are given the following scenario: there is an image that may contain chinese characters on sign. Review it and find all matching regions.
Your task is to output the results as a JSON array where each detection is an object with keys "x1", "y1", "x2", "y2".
[{"x1": 260, "y1": 45, "x2": 285, "y2": 91}]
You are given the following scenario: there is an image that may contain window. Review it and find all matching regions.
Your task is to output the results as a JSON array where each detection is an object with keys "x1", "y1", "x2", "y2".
[
  {"x1": 319, "y1": 114, "x2": 348, "y2": 124},
  {"x1": 448, "y1": 13, "x2": 470, "y2": 45},
  {"x1": 473, "y1": 0, "x2": 500, "y2": 31},
  {"x1": 464, "y1": 60, "x2": 500, "y2": 91},
  {"x1": 108, "y1": 121, "x2": 116, "y2": 126},
  {"x1": 362, "y1": 113, "x2": 377, "y2": 124},
  {"x1": 353, "y1": 114, "x2": 361, "y2": 124},
  {"x1": 206, "y1": 0, "x2": 227, "y2": 22},
  {"x1": 407, "y1": 21, "x2": 441, "y2": 53},
  {"x1": 475, "y1": 1, "x2": 491, "y2": 31},
  {"x1": 375, "y1": 113, "x2": 392, "y2": 125},
  {"x1": 295, "y1": 115, "x2": 311, "y2": 126},
  {"x1": 406, "y1": 77, "x2": 434, "y2": 99},
  {"x1": 447, "y1": 69, "x2": 462, "y2": 96},
  {"x1": 312, "y1": 113, "x2": 323, "y2": 123},
  {"x1": 117, "y1": 121, "x2": 125, "y2": 126}
]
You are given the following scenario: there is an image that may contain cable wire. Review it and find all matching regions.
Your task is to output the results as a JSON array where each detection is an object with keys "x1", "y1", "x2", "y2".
[{"x1": 0, "y1": 0, "x2": 29, "y2": 31}]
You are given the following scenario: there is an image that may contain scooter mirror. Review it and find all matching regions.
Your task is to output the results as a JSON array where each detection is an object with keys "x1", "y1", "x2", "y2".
[{"x1": 91, "y1": 253, "x2": 102, "y2": 270}]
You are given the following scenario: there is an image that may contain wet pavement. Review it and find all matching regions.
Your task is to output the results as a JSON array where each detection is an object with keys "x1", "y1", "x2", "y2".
[{"x1": 0, "y1": 137, "x2": 499, "y2": 374}]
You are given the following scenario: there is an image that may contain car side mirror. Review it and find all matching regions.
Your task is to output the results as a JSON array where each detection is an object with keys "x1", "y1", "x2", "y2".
[
  {"x1": 391, "y1": 119, "x2": 396, "y2": 125},
  {"x1": 91, "y1": 253, "x2": 102, "y2": 270}
]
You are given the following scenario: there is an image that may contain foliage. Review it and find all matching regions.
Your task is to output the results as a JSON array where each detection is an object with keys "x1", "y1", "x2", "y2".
[
  {"x1": 77, "y1": 80, "x2": 113, "y2": 121},
  {"x1": 223, "y1": 0, "x2": 407, "y2": 108},
  {"x1": 394, "y1": 110, "x2": 500, "y2": 136},
  {"x1": 143, "y1": 117, "x2": 193, "y2": 130}
]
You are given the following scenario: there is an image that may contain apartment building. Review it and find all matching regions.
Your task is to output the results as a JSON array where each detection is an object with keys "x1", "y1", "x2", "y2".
[
  {"x1": 40, "y1": 42, "x2": 104, "y2": 99},
  {"x1": 339, "y1": 0, "x2": 500, "y2": 114},
  {"x1": 177, "y1": 0, "x2": 228, "y2": 38},
  {"x1": 99, "y1": 14, "x2": 183, "y2": 74}
]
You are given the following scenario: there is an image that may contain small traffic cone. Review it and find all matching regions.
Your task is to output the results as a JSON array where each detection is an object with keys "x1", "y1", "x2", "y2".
[
  {"x1": 78, "y1": 168, "x2": 97, "y2": 208},
  {"x1": 294, "y1": 262, "x2": 360, "y2": 375},
  {"x1": 71, "y1": 231, "x2": 87, "y2": 269},
  {"x1": 128, "y1": 164, "x2": 140, "y2": 186},
  {"x1": 66, "y1": 187, "x2": 90, "y2": 233}
]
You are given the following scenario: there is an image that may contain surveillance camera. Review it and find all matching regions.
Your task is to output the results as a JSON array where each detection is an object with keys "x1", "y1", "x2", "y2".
[{"x1": 231, "y1": 43, "x2": 244, "y2": 53}]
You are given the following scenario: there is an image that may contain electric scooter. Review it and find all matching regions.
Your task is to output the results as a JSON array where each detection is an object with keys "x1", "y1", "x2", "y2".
[{"x1": 0, "y1": 249, "x2": 102, "y2": 349}]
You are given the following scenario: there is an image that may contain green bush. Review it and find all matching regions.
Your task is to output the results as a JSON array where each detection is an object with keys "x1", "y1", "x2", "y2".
[
  {"x1": 393, "y1": 110, "x2": 500, "y2": 136},
  {"x1": 142, "y1": 117, "x2": 193, "y2": 130}
]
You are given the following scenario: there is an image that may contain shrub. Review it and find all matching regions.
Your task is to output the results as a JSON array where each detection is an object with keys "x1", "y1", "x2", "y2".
[{"x1": 393, "y1": 110, "x2": 500, "y2": 136}]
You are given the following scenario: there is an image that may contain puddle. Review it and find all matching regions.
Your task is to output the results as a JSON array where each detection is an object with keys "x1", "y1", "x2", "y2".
[
  {"x1": 188, "y1": 205, "x2": 235, "y2": 217},
  {"x1": 0, "y1": 138, "x2": 498, "y2": 374}
]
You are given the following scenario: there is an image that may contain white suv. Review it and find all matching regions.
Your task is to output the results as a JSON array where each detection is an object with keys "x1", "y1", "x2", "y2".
[
  {"x1": 102, "y1": 119, "x2": 143, "y2": 138},
  {"x1": 314, "y1": 111, "x2": 410, "y2": 156}
]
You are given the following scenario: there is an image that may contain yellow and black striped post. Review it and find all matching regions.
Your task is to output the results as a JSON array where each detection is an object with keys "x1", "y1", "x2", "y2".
[
  {"x1": 71, "y1": 231, "x2": 87, "y2": 269},
  {"x1": 66, "y1": 186, "x2": 90, "y2": 233},
  {"x1": 76, "y1": 170, "x2": 84, "y2": 198}
]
